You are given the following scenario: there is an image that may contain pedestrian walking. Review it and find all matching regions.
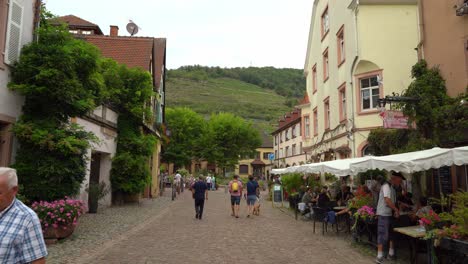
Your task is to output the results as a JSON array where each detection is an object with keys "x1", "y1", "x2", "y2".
[
  {"x1": 191, "y1": 176, "x2": 208, "y2": 220},
  {"x1": 211, "y1": 175, "x2": 216, "y2": 191},
  {"x1": 228, "y1": 175, "x2": 243, "y2": 218},
  {"x1": 245, "y1": 175, "x2": 259, "y2": 217},
  {"x1": 206, "y1": 175, "x2": 212, "y2": 191},
  {"x1": 174, "y1": 171, "x2": 182, "y2": 194},
  {"x1": 0, "y1": 167, "x2": 48, "y2": 264},
  {"x1": 375, "y1": 171, "x2": 404, "y2": 263}
]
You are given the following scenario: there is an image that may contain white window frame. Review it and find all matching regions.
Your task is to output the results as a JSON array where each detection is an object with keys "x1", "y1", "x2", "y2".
[{"x1": 360, "y1": 76, "x2": 380, "y2": 110}]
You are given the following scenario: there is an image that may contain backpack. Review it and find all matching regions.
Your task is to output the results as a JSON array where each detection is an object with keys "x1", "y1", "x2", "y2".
[{"x1": 232, "y1": 181, "x2": 239, "y2": 192}]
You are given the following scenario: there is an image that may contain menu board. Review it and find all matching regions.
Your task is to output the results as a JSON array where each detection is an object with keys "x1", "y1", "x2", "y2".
[
  {"x1": 433, "y1": 166, "x2": 452, "y2": 195},
  {"x1": 273, "y1": 184, "x2": 283, "y2": 203}
]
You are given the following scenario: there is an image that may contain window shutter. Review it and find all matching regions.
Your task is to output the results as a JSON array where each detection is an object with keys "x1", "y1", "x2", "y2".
[{"x1": 4, "y1": 0, "x2": 23, "y2": 65}]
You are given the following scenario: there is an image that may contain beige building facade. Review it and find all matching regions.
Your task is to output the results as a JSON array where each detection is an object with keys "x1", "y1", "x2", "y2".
[
  {"x1": 272, "y1": 108, "x2": 308, "y2": 168},
  {"x1": 303, "y1": 0, "x2": 419, "y2": 160},
  {"x1": 417, "y1": 0, "x2": 468, "y2": 97}
]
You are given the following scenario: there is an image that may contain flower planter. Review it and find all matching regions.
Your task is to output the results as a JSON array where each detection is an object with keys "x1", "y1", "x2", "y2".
[
  {"x1": 43, "y1": 223, "x2": 76, "y2": 240},
  {"x1": 439, "y1": 237, "x2": 468, "y2": 253}
]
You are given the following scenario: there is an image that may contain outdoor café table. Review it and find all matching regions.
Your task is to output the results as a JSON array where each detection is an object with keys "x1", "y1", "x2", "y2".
[
  {"x1": 333, "y1": 206, "x2": 349, "y2": 233},
  {"x1": 333, "y1": 206, "x2": 346, "y2": 211},
  {"x1": 394, "y1": 225, "x2": 434, "y2": 264}
]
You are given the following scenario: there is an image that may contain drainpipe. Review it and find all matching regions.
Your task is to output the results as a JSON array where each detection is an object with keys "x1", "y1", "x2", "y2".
[
  {"x1": 416, "y1": 0, "x2": 425, "y2": 60},
  {"x1": 33, "y1": 0, "x2": 42, "y2": 42},
  {"x1": 349, "y1": 4, "x2": 360, "y2": 158}
]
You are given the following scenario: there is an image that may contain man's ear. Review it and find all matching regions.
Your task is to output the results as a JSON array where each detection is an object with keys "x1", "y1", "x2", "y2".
[{"x1": 11, "y1": 186, "x2": 19, "y2": 196}]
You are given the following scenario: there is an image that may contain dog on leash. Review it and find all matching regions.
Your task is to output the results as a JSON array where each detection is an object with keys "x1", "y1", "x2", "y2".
[{"x1": 253, "y1": 196, "x2": 261, "y2": 216}]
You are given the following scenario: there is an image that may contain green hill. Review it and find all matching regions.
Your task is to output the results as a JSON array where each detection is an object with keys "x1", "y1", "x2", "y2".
[{"x1": 165, "y1": 66, "x2": 306, "y2": 133}]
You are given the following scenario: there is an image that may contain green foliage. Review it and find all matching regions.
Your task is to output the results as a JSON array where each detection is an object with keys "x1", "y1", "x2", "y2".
[
  {"x1": 439, "y1": 191, "x2": 468, "y2": 239},
  {"x1": 356, "y1": 169, "x2": 386, "y2": 185},
  {"x1": 111, "y1": 115, "x2": 157, "y2": 194},
  {"x1": 162, "y1": 108, "x2": 206, "y2": 167},
  {"x1": 168, "y1": 65, "x2": 306, "y2": 98},
  {"x1": 165, "y1": 76, "x2": 291, "y2": 133},
  {"x1": 368, "y1": 60, "x2": 468, "y2": 155},
  {"x1": 200, "y1": 113, "x2": 262, "y2": 175},
  {"x1": 9, "y1": 25, "x2": 104, "y2": 121},
  {"x1": 9, "y1": 23, "x2": 102, "y2": 201},
  {"x1": 177, "y1": 169, "x2": 189, "y2": 177},
  {"x1": 280, "y1": 173, "x2": 304, "y2": 194},
  {"x1": 99, "y1": 58, "x2": 156, "y2": 195},
  {"x1": 100, "y1": 58, "x2": 154, "y2": 122},
  {"x1": 85, "y1": 182, "x2": 111, "y2": 201}
]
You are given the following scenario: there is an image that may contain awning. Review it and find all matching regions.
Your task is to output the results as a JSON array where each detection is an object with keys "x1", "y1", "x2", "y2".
[
  {"x1": 271, "y1": 157, "x2": 371, "y2": 177},
  {"x1": 350, "y1": 147, "x2": 457, "y2": 175},
  {"x1": 271, "y1": 146, "x2": 468, "y2": 176}
]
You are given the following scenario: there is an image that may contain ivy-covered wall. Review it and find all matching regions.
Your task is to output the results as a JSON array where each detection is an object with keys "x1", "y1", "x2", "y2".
[{"x1": 9, "y1": 13, "x2": 158, "y2": 202}]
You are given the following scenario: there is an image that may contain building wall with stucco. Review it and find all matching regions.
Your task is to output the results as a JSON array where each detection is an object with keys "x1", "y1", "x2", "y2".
[
  {"x1": 418, "y1": 0, "x2": 468, "y2": 97},
  {"x1": 303, "y1": 0, "x2": 419, "y2": 160},
  {"x1": 235, "y1": 147, "x2": 274, "y2": 177}
]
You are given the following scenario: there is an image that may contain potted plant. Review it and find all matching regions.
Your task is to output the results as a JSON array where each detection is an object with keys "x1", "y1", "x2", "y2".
[
  {"x1": 435, "y1": 191, "x2": 468, "y2": 253},
  {"x1": 31, "y1": 198, "x2": 86, "y2": 240},
  {"x1": 86, "y1": 182, "x2": 110, "y2": 213}
]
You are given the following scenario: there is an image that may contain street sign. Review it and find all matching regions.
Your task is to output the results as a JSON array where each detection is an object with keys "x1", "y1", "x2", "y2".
[
  {"x1": 380, "y1": 110, "x2": 410, "y2": 129},
  {"x1": 268, "y1": 153, "x2": 275, "y2": 161}
]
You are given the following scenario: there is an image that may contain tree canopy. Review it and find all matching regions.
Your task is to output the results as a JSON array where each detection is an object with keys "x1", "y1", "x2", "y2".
[
  {"x1": 200, "y1": 113, "x2": 262, "y2": 175},
  {"x1": 162, "y1": 107, "x2": 206, "y2": 167}
]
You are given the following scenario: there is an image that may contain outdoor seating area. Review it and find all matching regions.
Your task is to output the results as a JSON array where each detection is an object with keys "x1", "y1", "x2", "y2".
[{"x1": 272, "y1": 146, "x2": 468, "y2": 264}]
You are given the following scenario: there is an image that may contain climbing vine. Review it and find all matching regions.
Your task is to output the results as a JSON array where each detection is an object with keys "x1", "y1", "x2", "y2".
[
  {"x1": 9, "y1": 20, "x2": 102, "y2": 201},
  {"x1": 100, "y1": 59, "x2": 157, "y2": 195},
  {"x1": 9, "y1": 9, "x2": 158, "y2": 201},
  {"x1": 368, "y1": 60, "x2": 468, "y2": 155}
]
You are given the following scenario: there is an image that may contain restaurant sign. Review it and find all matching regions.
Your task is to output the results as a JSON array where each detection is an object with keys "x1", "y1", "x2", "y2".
[{"x1": 379, "y1": 110, "x2": 410, "y2": 129}]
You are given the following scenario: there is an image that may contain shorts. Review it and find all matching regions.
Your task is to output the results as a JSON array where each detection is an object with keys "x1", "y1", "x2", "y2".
[
  {"x1": 231, "y1": 196, "x2": 241, "y2": 205},
  {"x1": 377, "y1": 216, "x2": 394, "y2": 245},
  {"x1": 247, "y1": 195, "x2": 257, "y2": 206}
]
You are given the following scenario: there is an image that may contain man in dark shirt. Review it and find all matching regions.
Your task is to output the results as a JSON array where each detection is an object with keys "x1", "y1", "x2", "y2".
[{"x1": 191, "y1": 176, "x2": 208, "y2": 220}]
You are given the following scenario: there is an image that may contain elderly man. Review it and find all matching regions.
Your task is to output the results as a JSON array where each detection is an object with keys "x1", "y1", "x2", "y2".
[
  {"x1": 0, "y1": 167, "x2": 47, "y2": 264},
  {"x1": 375, "y1": 171, "x2": 405, "y2": 264}
]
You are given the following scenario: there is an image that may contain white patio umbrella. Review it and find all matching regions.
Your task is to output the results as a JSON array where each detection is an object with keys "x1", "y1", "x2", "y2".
[
  {"x1": 350, "y1": 147, "x2": 455, "y2": 175},
  {"x1": 271, "y1": 168, "x2": 287, "y2": 175},
  {"x1": 452, "y1": 146, "x2": 468, "y2": 166}
]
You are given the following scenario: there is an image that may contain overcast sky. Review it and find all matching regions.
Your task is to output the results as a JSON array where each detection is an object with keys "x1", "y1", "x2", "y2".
[{"x1": 44, "y1": 0, "x2": 313, "y2": 69}]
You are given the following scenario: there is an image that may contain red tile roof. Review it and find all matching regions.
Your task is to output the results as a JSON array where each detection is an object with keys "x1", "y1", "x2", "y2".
[
  {"x1": 56, "y1": 15, "x2": 98, "y2": 27},
  {"x1": 85, "y1": 36, "x2": 154, "y2": 70},
  {"x1": 54, "y1": 15, "x2": 103, "y2": 35},
  {"x1": 272, "y1": 108, "x2": 302, "y2": 134}
]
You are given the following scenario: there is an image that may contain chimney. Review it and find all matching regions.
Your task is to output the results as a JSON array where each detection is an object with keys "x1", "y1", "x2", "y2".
[{"x1": 110, "y1": 25, "x2": 119, "y2": 37}]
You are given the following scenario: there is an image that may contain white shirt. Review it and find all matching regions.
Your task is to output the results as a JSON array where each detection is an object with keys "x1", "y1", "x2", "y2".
[
  {"x1": 174, "y1": 173, "x2": 182, "y2": 183},
  {"x1": 206, "y1": 176, "x2": 212, "y2": 183}
]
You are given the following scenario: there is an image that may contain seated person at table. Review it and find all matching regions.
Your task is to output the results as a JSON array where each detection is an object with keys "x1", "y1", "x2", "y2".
[
  {"x1": 336, "y1": 185, "x2": 372, "y2": 216},
  {"x1": 336, "y1": 185, "x2": 354, "y2": 206},
  {"x1": 301, "y1": 188, "x2": 314, "y2": 206},
  {"x1": 415, "y1": 197, "x2": 432, "y2": 217},
  {"x1": 398, "y1": 191, "x2": 414, "y2": 213},
  {"x1": 317, "y1": 186, "x2": 331, "y2": 208}
]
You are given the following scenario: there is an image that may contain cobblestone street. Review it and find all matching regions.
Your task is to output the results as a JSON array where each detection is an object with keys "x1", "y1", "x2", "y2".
[{"x1": 48, "y1": 188, "x2": 374, "y2": 264}]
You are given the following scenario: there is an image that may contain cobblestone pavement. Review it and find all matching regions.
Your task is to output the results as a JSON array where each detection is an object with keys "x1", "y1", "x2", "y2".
[
  {"x1": 47, "y1": 195, "x2": 171, "y2": 264},
  {"x1": 58, "y1": 188, "x2": 375, "y2": 264}
]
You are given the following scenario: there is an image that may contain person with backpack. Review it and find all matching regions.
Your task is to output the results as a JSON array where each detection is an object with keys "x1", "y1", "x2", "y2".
[
  {"x1": 228, "y1": 175, "x2": 243, "y2": 218},
  {"x1": 245, "y1": 175, "x2": 259, "y2": 218}
]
